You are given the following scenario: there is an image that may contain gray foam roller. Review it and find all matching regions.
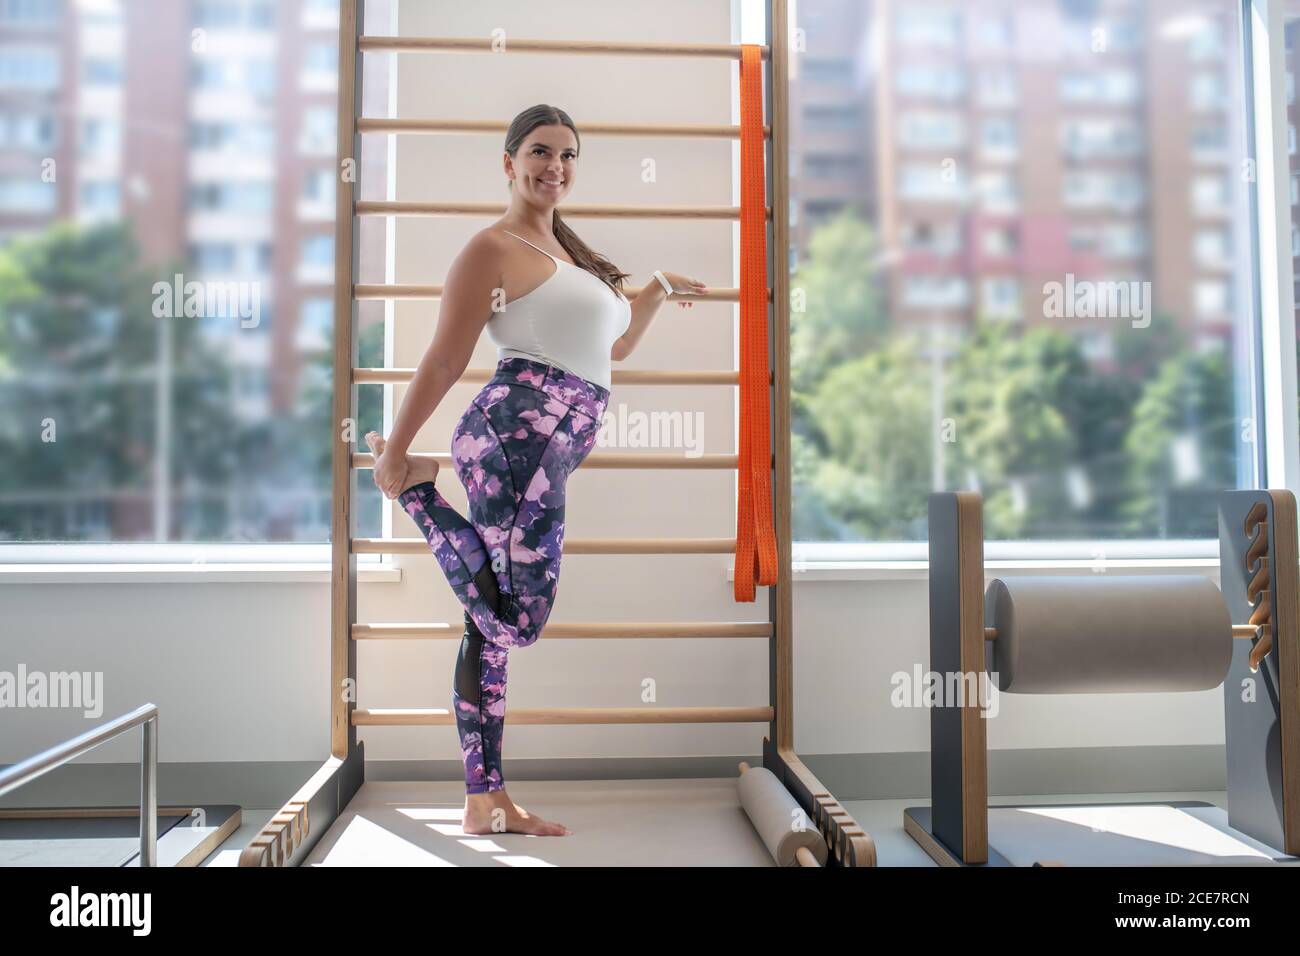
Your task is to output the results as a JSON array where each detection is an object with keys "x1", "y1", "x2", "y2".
[{"x1": 986, "y1": 575, "x2": 1233, "y2": 694}]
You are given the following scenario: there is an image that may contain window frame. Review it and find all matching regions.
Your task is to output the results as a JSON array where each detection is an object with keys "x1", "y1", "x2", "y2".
[{"x1": 1246, "y1": 0, "x2": 1300, "y2": 491}]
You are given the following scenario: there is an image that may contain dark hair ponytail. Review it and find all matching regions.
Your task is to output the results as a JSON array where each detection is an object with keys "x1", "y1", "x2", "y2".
[{"x1": 504, "y1": 104, "x2": 631, "y2": 298}]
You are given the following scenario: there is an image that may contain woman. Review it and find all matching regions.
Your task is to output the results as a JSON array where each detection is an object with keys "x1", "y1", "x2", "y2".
[{"x1": 365, "y1": 104, "x2": 707, "y2": 837}]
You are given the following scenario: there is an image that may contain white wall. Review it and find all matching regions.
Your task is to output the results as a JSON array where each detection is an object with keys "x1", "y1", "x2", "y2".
[{"x1": 0, "y1": 568, "x2": 1228, "y2": 772}]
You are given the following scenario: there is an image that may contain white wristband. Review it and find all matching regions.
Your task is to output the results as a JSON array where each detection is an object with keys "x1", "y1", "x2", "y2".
[{"x1": 652, "y1": 269, "x2": 674, "y2": 295}]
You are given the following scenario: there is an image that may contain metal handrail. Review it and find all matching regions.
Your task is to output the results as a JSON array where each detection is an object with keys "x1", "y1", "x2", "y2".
[{"x1": 0, "y1": 704, "x2": 158, "y2": 866}]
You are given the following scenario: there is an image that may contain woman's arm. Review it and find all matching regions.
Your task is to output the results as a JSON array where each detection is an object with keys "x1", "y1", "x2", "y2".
[
  {"x1": 372, "y1": 234, "x2": 500, "y2": 493},
  {"x1": 612, "y1": 271, "x2": 707, "y2": 361},
  {"x1": 611, "y1": 279, "x2": 668, "y2": 362}
]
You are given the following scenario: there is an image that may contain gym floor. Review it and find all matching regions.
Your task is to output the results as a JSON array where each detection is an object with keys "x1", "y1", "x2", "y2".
[{"x1": 197, "y1": 783, "x2": 1248, "y2": 867}]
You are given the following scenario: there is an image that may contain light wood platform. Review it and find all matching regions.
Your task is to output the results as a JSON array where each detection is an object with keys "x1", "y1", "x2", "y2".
[{"x1": 300, "y1": 779, "x2": 776, "y2": 867}]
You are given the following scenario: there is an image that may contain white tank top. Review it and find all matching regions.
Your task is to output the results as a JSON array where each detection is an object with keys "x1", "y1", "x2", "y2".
[{"x1": 486, "y1": 229, "x2": 632, "y2": 390}]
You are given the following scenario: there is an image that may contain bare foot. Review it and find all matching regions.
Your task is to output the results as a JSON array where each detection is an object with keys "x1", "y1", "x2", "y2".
[
  {"x1": 462, "y1": 791, "x2": 571, "y2": 836},
  {"x1": 364, "y1": 430, "x2": 439, "y2": 492}
]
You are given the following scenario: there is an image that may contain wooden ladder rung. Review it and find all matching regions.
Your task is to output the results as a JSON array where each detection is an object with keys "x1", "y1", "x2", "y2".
[
  {"x1": 354, "y1": 283, "x2": 759, "y2": 302},
  {"x1": 352, "y1": 706, "x2": 775, "y2": 726},
  {"x1": 355, "y1": 201, "x2": 767, "y2": 220},
  {"x1": 353, "y1": 368, "x2": 750, "y2": 386},
  {"x1": 353, "y1": 537, "x2": 737, "y2": 555},
  {"x1": 351, "y1": 451, "x2": 739, "y2": 470},
  {"x1": 356, "y1": 118, "x2": 770, "y2": 139},
  {"x1": 357, "y1": 36, "x2": 770, "y2": 60},
  {"x1": 352, "y1": 621, "x2": 773, "y2": 640}
]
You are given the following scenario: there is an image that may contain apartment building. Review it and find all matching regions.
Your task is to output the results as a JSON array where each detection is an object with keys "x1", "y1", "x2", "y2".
[{"x1": 863, "y1": 0, "x2": 1242, "y2": 363}]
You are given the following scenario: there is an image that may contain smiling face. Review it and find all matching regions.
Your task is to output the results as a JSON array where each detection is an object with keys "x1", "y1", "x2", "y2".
[{"x1": 507, "y1": 123, "x2": 578, "y2": 205}]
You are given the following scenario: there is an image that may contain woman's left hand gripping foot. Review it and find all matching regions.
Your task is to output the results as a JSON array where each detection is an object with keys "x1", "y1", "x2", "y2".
[{"x1": 365, "y1": 431, "x2": 439, "y2": 499}]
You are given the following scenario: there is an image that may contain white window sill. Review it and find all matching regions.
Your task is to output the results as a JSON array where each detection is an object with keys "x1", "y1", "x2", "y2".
[
  {"x1": 0, "y1": 563, "x2": 402, "y2": 584},
  {"x1": 780, "y1": 539, "x2": 1223, "y2": 580}
]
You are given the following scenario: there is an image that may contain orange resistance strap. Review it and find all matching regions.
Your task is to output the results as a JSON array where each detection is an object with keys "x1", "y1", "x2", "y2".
[{"x1": 735, "y1": 43, "x2": 778, "y2": 602}]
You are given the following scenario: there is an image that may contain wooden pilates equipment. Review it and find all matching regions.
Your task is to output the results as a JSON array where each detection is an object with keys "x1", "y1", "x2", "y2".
[
  {"x1": 352, "y1": 707, "x2": 774, "y2": 726},
  {"x1": 355, "y1": 201, "x2": 766, "y2": 219},
  {"x1": 1220, "y1": 491, "x2": 1300, "y2": 854},
  {"x1": 356, "y1": 36, "x2": 774, "y2": 58},
  {"x1": 352, "y1": 451, "x2": 743, "y2": 469},
  {"x1": 237, "y1": 0, "x2": 874, "y2": 868},
  {"x1": 356, "y1": 283, "x2": 756, "y2": 301},
  {"x1": 352, "y1": 538, "x2": 737, "y2": 555},
  {"x1": 352, "y1": 368, "x2": 748, "y2": 385},
  {"x1": 357, "y1": 120, "x2": 773, "y2": 139},
  {"x1": 903, "y1": 490, "x2": 1300, "y2": 867}
]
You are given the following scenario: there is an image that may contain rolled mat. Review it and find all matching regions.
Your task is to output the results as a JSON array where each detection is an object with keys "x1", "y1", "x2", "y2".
[
  {"x1": 986, "y1": 575, "x2": 1233, "y2": 694},
  {"x1": 737, "y1": 766, "x2": 828, "y2": 866}
]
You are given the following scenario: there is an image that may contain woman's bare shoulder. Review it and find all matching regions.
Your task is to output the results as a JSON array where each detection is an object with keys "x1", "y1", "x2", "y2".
[
  {"x1": 464, "y1": 227, "x2": 519, "y2": 270},
  {"x1": 466, "y1": 225, "x2": 513, "y2": 256},
  {"x1": 447, "y1": 228, "x2": 510, "y2": 281}
]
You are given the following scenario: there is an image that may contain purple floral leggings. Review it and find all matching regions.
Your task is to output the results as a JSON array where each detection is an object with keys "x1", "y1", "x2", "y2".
[{"x1": 397, "y1": 357, "x2": 609, "y2": 794}]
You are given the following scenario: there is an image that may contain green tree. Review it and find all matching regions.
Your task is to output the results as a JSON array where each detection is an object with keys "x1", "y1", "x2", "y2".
[
  {"x1": 784, "y1": 207, "x2": 1230, "y2": 545},
  {"x1": 945, "y1": 321, "x2": 1084, "y2": 538},
  {"x1": 0, "y1": 221, "x2": 241, "y2": 541},
  {"x1": 789, "y1": 210, "x2": 890, "y2": 396},
  {"x1": 789, "y1": 212, "x2": 899, "y2": 537},
  {"x1": 295, "y1": 317, "x2": 386, "y2": 538},
  {"x1": 1124, "y1": 348, "x2": 1235, "y2": 538},
  {"x1": 798, "y1": 337, "x2": 932, "y2": 539}
]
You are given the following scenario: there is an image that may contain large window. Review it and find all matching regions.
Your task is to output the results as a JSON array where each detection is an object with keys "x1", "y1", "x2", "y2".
[
  {"x1": 0, "y1": 0, "x2": 391, "y2": 549},
  {"x1": 790, "y1": 0, "x2": 1266, "y2": 553}
]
